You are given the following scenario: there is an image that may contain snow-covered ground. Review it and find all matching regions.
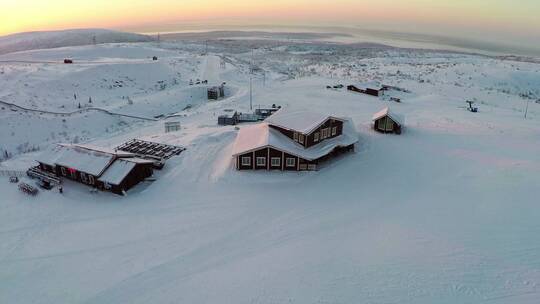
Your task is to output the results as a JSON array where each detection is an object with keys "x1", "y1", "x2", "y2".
[
  {"x1": 0, "y1": 29, "x2": 153, "y2": 55},
  {"x1": 1, "y1": 35, "x2": 539, "y2": 303}
]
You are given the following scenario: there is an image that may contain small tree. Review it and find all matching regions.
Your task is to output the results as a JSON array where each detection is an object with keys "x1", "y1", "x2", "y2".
[
  {"x1": 78, "y1": 102, "x2": 81, "y2": 109},
  {"x1": 88, "y1": 97, "x2": 92, "y2": 104}
]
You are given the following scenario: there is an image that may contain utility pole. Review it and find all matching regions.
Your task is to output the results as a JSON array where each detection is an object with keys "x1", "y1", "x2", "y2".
[
  {"x1": 249, "y1": 48, "x2": 255, "y2": 110},
  {"x1": 249, "y1": 48, "x2": 255, "y2": 74},
  {"x1": 524, "y1": 98, "x2": 530, "y2": 119}
]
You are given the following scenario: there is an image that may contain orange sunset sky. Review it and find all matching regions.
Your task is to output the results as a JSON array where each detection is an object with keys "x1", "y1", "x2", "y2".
[{"x1": 1, "y1": 0, "x2": 539, "y2": 44}]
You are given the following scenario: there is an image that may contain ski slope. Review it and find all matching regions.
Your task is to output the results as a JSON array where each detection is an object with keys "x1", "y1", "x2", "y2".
[{"x1": 1, "y1": 37, "x2": 539, "y2": 304}]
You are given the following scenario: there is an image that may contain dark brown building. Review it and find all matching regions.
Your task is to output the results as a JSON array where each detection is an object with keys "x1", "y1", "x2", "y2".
[
  {"x1": 347, "y1": 85, "x2": 380, "y2": 97},
  {"x1": 232, "y1": 109, "x2": 358, "y2": 171},
  {"x1": 372, "y1": 107, "x2": 404, "y2": 134},
  {"x1": 34, "y1": 144, "x2": 154, "y2": 195}
]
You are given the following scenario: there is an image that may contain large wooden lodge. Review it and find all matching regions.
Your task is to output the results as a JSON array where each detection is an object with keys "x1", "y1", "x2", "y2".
[
  {"x1": 35, "y1": 144, "x2": 154, "y2": 195},
  {"x1": 232, "y1": 109, "x2": 358, "y2": 171}
]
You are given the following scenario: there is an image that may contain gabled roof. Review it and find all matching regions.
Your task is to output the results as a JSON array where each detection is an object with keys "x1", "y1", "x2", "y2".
[
  {"x1": 36, "y1": 144, "x2": 133, "y2": 176},
  {"x1": 98, "y1": 158, "x2": 153, "y2": 186},
  {"x1": 98, "y1": 159, "x2": 136, "y2": 186},
  {"x1": 372, "y1": 107, "x2": 404, "y2": 126},
  {"x1": 264, "y1": 108, "x2": 344, "y2": 135},
  {"x1": 232, "y1": 119, "x2": 358, "y2": 161}
]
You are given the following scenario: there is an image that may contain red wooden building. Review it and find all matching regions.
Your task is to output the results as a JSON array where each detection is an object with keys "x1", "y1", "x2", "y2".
[
  {"x1": 35, "y1": 144, "x2": 154, "y2": 195},
  {"x1": 232, "y1": 109, "x2": 358, "y2": 171}
]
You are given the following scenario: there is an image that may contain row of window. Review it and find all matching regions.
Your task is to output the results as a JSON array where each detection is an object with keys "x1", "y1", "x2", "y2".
[
  {"x1": 60, "y1": 167, "x2": 95, "y2": 185},
  {"x1": 314, "y1": 126, "x2": 338, "y2": 142},
  {"x1": 294, "y1": 126, "x2": 339, "y2": 145},
  {"x1": 241, "y1": 156, "x2": 296, "y2": 168}
]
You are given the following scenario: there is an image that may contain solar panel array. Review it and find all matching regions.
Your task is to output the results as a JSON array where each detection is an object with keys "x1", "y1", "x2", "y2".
[{"x1": 116, "y1": 139, "x2": 185, "y2": 160}]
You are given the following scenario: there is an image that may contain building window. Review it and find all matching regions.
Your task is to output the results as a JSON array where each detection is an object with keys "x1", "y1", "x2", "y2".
[
  {"x1": 321, "y1": 128, "x2": 328, "y2": 139},
  {"x1": 60, "y1": 167, "x2": 67, "y2": 176},
  {"x1": 298, "y1": 134, "x2": 305, "y2": 144},
  {"x1": 271, "y1": 157, "x2": 281, "y2": 167},
  {"x1": 256, "y1": 157, "x2": 266, "y2": 166},
  {"x1": 286, "y1": 158, "x2": 296, "y2": 167},
  {"x1": 241, "y1": 157, "x2": 251, "y2": 166},
  {"x1": 314, "y1": 132, "x2": 320, "y2": 142},
  {"x1": 81, "y1": 172, "x2": 87, "y2": 183},
  {"x1": 331, "y1": 126, "x2": 337, "y2": 136},
  {"x1": 293, "y1": 132, "x2": 299, "y2": 142},
  {"x1": 88, "y1": 175, "x2": 94, "y2": 185}
]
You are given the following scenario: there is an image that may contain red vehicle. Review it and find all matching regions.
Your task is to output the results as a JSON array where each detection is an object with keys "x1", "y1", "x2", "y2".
[{"x1": 18, "y1": 183, "x2": 38, "y2": 196}]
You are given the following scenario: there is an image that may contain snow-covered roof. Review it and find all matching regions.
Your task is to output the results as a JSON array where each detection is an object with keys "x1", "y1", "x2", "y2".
[
  {"x1": 372, "y1": 107, "x2": 405, "y2": 126},
  {"x1": 71, "y1": 144, "x2": 134, "y2": 157},
  {"x1": 264, "y1": 108, "x2": 344, "y2": 135},
  {"x1": 98, "y1": 158, "x2": 154, "y2": 185},
  {"x1": 232, "y1": 119, "x2": 358, "y2": 161},
  {"x1": 349, "y1": 81, "x2": 381, "y2": 90},
  {"x1": 124, "y1": 158, "x2": 156, "y2": 164},
  {"x1": 98, "y1": 159, "x2": 136, "y2": 186},
  {"x1": 36, "y1": 144, "x2": 133, "y2": 176}
]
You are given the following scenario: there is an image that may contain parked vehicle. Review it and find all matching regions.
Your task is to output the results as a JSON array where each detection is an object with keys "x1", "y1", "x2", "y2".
[
  {"x1": 18, "y1": 183, "x2": 38, "y2": 195},
  {"x1": 37, "y1": 180, "x2": 54, "y2": 190}
]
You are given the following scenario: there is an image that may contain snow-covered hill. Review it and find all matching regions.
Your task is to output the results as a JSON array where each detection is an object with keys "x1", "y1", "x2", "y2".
[
  {"x1": 0, "y1": 29, "x2": 153, "y2": 55},
  {"x1": 0, "y1": 35, "x2": 539, "y2": 303}
]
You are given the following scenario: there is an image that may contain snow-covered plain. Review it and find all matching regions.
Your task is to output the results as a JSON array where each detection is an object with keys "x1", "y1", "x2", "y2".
[
  {"x1": 1, "y1": 34, "x2": 539, "y2": 303},
  {"x1": 0, "y1": 29, "x2": 153, "y2": 55}
]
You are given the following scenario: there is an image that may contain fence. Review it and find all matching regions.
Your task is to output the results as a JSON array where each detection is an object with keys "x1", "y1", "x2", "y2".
[{"x1": 0, "y1": 170, "x2": 25, "y2": 177}]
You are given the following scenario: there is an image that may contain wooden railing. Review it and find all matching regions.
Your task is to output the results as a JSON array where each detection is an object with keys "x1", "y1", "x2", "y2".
[{"x1": 0, "y1": 170, "x2": 25, "y2": 177}]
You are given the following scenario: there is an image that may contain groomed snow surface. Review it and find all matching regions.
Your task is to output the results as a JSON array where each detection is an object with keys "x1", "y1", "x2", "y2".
[{"x1": 1, "y1": 38, "x2": 540, "y2": 304}]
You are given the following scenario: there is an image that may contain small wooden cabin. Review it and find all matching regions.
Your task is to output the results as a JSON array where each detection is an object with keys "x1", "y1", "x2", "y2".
[
  {"x1": 208, "y1": 84, "x2": 225, "y2": 100},
  {"x1": 372, "y1": 107, "x2": 404, "y2": 134},
  {"x1": 218, "y1": 111, "x2": 239, "y2": 125},
  {"x1": 365, "y1": 88, "x2": 380, "y2": 97},
  {"x1": 347, "y1": 85, "x2": 380, "y2": 97},
  {"x1": 98, "y1": 158, "x2": 154, "y2": 195},
  {"x1": 164, "y1": 121, "x2": 181, "y2": 133}
]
